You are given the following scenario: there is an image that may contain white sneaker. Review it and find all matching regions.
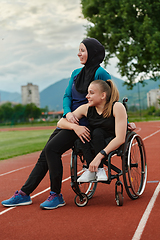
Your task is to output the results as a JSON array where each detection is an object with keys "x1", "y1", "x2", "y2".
[
  {"x1": 77, "y1": 169, "x2": 96, "y2": 182},
  {"x1": 96, "y1": 168, "x2": 108, "y2": 181}
]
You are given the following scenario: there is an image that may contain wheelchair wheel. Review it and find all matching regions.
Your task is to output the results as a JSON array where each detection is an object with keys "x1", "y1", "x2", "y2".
[
  {"x1": 74, "y1": 193, "x2": 88, "y2": 207},
  {"x1": 115, "y1": 192, "x2": 123, "y2": 206},
  {"x1": 71, "y1": 151, "x2": 97, "y2": 199},
  {"x1": 122, "y1": 132, "x2": 147, "y2": 200}
]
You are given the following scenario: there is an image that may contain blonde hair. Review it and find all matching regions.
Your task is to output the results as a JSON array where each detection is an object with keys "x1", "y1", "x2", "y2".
[{"x1": 91, "y1": 79, "x2": 119, "y2": 118}]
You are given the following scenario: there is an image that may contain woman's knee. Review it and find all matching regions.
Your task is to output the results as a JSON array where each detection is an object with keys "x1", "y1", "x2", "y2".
[{"x1": 45, "y1": 140, "x2": 57, "y2": 160}]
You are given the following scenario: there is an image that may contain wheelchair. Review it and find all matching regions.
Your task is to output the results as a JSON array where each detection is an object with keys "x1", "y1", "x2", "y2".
[{"x1": 70, "y1": 98, "x2": 147, "y2": 207}]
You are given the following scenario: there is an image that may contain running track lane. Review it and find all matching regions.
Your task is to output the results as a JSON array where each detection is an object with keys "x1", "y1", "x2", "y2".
[{"x1": 0, "y1": 122, "x2": 159, "y2": 240}]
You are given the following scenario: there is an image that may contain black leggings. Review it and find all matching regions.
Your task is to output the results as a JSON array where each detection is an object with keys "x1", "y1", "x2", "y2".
[
  {"x1": 78, "y1": 128, "x2": 114, "y2": 168},
  {"x1": 21, "y1": 128, "x2": 78, "y2": 195}
]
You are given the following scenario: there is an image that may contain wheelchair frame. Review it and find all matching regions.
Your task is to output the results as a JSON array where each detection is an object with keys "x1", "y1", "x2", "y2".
[{"x1": 70, "y1": 99, "x2": 147, "y2": 207}]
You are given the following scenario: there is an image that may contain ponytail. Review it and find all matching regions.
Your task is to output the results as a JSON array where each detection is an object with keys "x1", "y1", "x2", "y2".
[{"x1": 103, "y1": 80, "x2": 119, "y2": 117}]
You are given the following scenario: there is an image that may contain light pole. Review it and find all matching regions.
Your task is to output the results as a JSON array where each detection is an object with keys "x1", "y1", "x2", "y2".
[{"x1": 137, "y1": 81, "x2": 141, "y2": 118}]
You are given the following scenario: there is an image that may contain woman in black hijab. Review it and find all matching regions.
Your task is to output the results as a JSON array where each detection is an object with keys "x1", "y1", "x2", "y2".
[
  {"x1": 75, "y1": 38, "x2": 106, "y2": 93},
  {"x1": 63, "y1": 38, "x2": 111, "y2": 126}
]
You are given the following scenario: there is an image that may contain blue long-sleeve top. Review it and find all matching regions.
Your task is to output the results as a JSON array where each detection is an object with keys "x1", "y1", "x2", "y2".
[{"x1": 63, "y1": 66, "x2": 111, "y2": 118}]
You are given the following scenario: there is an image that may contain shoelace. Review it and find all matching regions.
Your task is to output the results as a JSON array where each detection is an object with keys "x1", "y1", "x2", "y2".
[
  {"x1": 47, "y1": 193, "x2": 57, "y2": 202},
  {"x1": 12, "y1": 191, "x2": 19, "y2": 198}
]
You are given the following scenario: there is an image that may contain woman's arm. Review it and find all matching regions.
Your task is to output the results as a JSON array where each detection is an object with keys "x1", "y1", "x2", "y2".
[
  {"x1": 57, "y1": 104, "x2": 90, "y2": 143},
  {"x1": 89, "y1": 102, "x2": 127, "y2": 172},
  {"x1": 63, "y1": 69, "x2": 82, "y2": 124},
  {"x1": 63, "y1": 68, "x2": 82, "y2": 117}
]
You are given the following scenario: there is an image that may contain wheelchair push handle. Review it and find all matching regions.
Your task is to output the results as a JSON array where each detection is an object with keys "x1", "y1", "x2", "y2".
[
  {"x1": 122, "y1": 97, "x2": 128, "y2": 104},
  {"x1": 122, "y1": 97, "x2": 128, "y2": 111}
]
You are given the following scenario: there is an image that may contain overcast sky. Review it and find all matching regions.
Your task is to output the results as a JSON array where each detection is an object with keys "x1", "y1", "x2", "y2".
[{"x1": 0, "y1": 0, "x2": 122, "y2": 93}]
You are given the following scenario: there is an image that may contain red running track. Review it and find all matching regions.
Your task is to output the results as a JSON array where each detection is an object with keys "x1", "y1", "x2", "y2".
[{"x1": 0, "y1": 122, "x2": 160, "y2": 240}]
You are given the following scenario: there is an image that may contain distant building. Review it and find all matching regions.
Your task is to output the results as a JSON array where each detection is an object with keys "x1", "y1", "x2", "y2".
[
  {"x1": 41, "y1": 110, "x2": 63, "y2": 120},
  {"x1": 0, "y1": 101, "x2": 19, "y2": 107},
  {"x1": 21, "y1": 83, "x2": 40, "y2": 108},
  {"x1": 147, "y1": 89, "x2": 160, "y2": 109}
]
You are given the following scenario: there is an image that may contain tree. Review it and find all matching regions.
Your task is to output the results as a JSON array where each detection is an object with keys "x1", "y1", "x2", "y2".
[
  {"x1": 0, "y1": 102, "x2": 42, "y2": 124},
  {"x1": 0, "y1": 102, "x2": 13, "y2": 122},
  {"x1": 24, "y1": 103, "x2": 41, "y2": 121},
  {"x1": 13, "y1": 104, "x2": 26, "y2": 123},
  {"x1": 0, "y1": 107, "x2": 4, "y2": 123},
  {"x1": 81, "y1": 0, "x2": 160, "y2": 88},
  {"x1": 147, "y1": 105, "x2": 156, "y2": 115},
  {"x1": 128, "y1": 105, "x2": 138, "y2": 112}
]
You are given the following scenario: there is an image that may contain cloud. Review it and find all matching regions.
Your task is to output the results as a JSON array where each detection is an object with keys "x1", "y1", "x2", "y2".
[{"x1": 0, "y1": 0, "x2": 122, "y2": 93}]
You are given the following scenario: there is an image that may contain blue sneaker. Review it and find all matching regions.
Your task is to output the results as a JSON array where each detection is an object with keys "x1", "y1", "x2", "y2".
[
  {"x1": 40, "y1": 191, "x2": 66, "y2": 210},
  {"x1": 1, "y1": 191, "x2": 32, "y2": 207}
]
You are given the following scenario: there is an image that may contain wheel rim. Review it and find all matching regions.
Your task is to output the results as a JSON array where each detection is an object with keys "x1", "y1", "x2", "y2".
[
  {"x1": 74, "y1": 194, "x2": 88, "y2": 207},
  {"x1": 72, "y1": 153, "x2": 97, "y2": 199},
  {"x1": 78, "y1": 181, "x2": 97, "y2": 199},
  {"x1": 127, "y1": 134, "x2": 147, "y2": 196}
]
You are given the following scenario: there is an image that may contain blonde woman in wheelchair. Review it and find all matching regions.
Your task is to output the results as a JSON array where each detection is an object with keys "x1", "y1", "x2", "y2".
[{"x1": 58, "y1": 79, "x2": 128, "y2": 182}]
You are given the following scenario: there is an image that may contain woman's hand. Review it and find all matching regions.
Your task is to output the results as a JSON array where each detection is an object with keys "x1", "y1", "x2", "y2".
[
  {"x1": 89, "y1": 153, "x2": 103, "y2": 172},
  {"x1": 128, "y1": 122, "x2": 136, "y2": 131},
  {"x1": 73, "y1": 125, "x2": 91, "y2": 143},
  {"x1": 66, "y1": 112, "x2": 79, "y2": 124}
]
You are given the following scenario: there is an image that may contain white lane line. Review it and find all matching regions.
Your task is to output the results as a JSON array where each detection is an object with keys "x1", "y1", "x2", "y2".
[
  {"x1": 1, "y1": 129, "x2": 159, "y2": 178},
  {"x1": 0, "y1": 129, "x2": 160, "y2": 217},
  {"x1": 0, "y1": 128, "x2": 159, "y2": 177},
  {"x1": 0, "y1": 165, "x2": 34, "y2": 177},
  {"x1": 132, "y1": 182, "x2": 160, "y2": 240},
  {"x1": 0, "y1": 152, "x2": 71, "y2": 177},
  {"x1": 135, "y1": 127, "x2": 141, "y2": 133},
  {"x1": 0, "y1": 207, "x2": 15, "y2": 215},
  {"x1": 1, "y1": 130, "x2": 159, "y2": 177},
  {"x1": 0, "y1": 176, "x2": 71, "y2": 216},
  {"x1": 147, "y1": 180, "x2": 159, "y2": 183},
  {"x1": 142, "y1": 129, "x2": 160, "y2": 141},
  {"x1": 131, "y1": 129, "x2": 160, "y2": 239}
]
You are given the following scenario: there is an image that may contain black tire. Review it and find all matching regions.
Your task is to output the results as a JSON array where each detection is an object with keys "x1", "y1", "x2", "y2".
[
  {"x1": 74, "y1": 193, "x2": 88, "y2": 207},
  {"x1": 122, "y1": 132, "x2": 147, "y2": 200},
  {"x1": 71, "y1": 151, "x2": 97, "y2": 199},
  {"x1": 115, "y1": 192, "x2": 123, "y2": 206}
]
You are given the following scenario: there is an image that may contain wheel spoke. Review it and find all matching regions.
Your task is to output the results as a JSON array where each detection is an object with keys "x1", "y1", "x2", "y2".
[
  {"x1": 70, "y1": 149, "x2": 97, "y2": 203},
  {"x1": 122, "y1": 132, "x2": 147, "y2": 200}
]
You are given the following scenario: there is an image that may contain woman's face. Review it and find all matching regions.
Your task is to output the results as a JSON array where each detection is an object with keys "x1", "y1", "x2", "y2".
[
  {"x1": 86, "y1": 83, "x2": 105, "y2": 107},
  {"x1": 77, "y1": 43, "x2": 88, "y2": 65}
]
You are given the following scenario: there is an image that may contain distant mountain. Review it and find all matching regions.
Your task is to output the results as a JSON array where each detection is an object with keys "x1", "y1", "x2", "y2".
[
  {"x1": 0, "y1": 90, "x2": 21, "y2": 103},
  {"x1": 0, "y1": 76, "x2": 160, "y2": 110},
  {"x1": 40, "y1": 76, "x2": 160, "y2": 110},
  {"x1": 40, "y1": 78, "x2": 70, "y2": 110},
  {"x1": 112, "y1": 76, "x2": 160, "y2": 109}
]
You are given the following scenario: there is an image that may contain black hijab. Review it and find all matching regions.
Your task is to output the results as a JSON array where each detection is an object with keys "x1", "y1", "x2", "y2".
[{"x1": 75, "y1": 38, "x2": 105, "y2": 94}]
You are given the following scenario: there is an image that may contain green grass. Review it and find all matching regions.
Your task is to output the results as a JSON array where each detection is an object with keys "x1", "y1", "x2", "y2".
[
  {"x1": 1, "y1": 114, "x2": 159, "y2": 161},
  {"x1": 0, "y1": 129, "x2": 53, "y2": 160},
  {"x1": 0, "y1": 121, "x2": 58, "y2": 129},
  {"x1": 128, "y1": 115, "x2": 160, "y2": 122}
]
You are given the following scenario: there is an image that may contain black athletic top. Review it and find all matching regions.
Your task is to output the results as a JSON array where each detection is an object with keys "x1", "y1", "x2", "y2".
[{"x1": 87, "y1": 103, "x2": 116, "y2": 137}]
